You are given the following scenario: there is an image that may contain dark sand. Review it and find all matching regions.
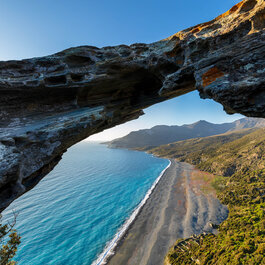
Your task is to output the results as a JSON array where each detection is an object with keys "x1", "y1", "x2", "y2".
[{"x1": 107, "y1": 160, "x2": 228, "y2": 265}]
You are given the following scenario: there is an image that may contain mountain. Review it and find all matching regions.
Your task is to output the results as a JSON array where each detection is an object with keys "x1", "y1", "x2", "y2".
[
  {"x1": 105, "y1": 118, "x2": 265, "y2": 149},
  {"x1": 148, "y1": 128, "x2": 265, "y2": 176},
  {"x1": 147, "y1": 128, "x2": 257, "y2": 164}
]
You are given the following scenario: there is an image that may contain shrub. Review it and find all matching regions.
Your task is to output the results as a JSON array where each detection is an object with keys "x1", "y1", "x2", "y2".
[{"x1": 0, "y1": 214, "x2": 21, "y2": 265}]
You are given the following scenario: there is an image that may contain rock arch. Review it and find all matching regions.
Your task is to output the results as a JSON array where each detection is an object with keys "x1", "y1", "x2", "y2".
[{"x1": 0, "y1": 0, "x2": 264, "y2": 211}]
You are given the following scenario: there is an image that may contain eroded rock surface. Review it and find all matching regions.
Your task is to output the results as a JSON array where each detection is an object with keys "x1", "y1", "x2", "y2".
[{"x1": 0, "y1": 0, "x2": 264, "y2": 211}]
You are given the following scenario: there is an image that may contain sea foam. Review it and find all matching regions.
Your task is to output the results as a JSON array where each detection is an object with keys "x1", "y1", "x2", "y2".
[{"x1": 92, "y1": 160, "x2": 171, "y2": 265}]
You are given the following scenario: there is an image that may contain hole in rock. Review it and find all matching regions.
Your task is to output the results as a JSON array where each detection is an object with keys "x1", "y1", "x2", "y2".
[
  {"x1": 71, "y1": 73, "x2": 84, "y2": 82},
  {"x1": 2, "y1": 91, "x2": 250, "y2": 265},
  {"x1": 88, "y1": 91, "x2": 244, "y2": 143},
  {"x1": 45, "y1": 75, "x2": 67, "y2": 86},
  {"x1": 65, "y1": 55, "x2": 95, "y2": 66},
  {"x1": 240, "y1": 0, "x2": 257, "y2": 13}
]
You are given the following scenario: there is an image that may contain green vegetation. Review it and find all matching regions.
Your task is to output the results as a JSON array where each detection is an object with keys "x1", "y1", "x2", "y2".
[
  {"x1": 149, "y1": 128, "x2": 265, "y2": 176},
  {"x1": 159, "y1": 128, "x2": 265, "y2": 264},
  {"x1": 145, "y1": 129, "x2": 254, "y2": 158},
  {"x1": 0, "y1": 215, "x2": 21, "y2": 265},
  {"x1": 166, "y1": 170, "x2": 265, "y2": 265},
  {"x1": 147, "y1": 128, "x2": 256, "y2": 163}
]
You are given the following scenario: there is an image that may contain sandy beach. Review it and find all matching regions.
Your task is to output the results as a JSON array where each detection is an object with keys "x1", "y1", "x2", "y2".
[{"x1": 107, "y1": 160, "x2": 228, "y2": 265}]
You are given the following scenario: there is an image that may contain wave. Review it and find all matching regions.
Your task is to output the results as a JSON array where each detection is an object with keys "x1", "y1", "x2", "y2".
[{"x1": 91, "y1": 159, "x2": 171, "y2": 265}]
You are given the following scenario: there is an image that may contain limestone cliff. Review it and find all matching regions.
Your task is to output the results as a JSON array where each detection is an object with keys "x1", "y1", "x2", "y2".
[{"x1": 0, "y1": 0, "x2": 264, "y2": 211}]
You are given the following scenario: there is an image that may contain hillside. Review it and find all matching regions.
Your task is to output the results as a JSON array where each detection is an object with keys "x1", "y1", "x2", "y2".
[
  {"x1": 148, "y1": 128, "x2": 265, "y2": 176},
  {"x1": 161, "y1": 128, "x2": 265, "y2": 264},
  {"x1": 145, "y1": 128, "x2": 256, "y2": 159},
  {"x1": 105, "y1": 118, "x2": 265, "y2": 149}
]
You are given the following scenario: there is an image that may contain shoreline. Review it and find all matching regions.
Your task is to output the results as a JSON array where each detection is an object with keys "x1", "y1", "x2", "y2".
[
  {"x1": 106, "y1": 160, "x2": 228, "y2": 265},
  {"x1": 92, "y1": 159, "x2": 172, "y2": 265}
]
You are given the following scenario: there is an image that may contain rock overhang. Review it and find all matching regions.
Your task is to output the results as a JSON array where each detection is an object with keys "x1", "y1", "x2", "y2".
[{"x1": 0, "y1": 0, "x2": 264, "y2": 211}]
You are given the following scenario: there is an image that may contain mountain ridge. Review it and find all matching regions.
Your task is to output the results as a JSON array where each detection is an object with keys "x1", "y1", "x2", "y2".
[{"x1": 105, "y1": 118, "x2": 265, "y2": 149}]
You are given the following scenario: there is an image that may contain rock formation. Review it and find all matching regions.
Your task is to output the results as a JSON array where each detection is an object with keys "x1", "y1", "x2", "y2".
[{"x1": 0, "y1": 0, "x2": 264, "y2": 211}]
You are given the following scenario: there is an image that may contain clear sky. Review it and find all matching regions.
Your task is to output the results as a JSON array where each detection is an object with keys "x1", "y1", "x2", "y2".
[{"x1": 1, "y1": 0, "x2": 243, "y2": 140}]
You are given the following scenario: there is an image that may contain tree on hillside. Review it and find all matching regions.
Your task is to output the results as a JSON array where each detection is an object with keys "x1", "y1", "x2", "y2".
[{"x1": 0, "y1": 213, "x2": 21, "y2": 265}]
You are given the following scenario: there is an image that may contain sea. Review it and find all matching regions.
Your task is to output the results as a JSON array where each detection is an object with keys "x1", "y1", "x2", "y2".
[{"x1": 2, "y1": 141, "x2": 169, "y2": 265}]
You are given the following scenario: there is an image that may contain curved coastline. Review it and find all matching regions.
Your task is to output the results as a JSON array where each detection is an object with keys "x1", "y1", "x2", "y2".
[
  {"x1": 91, "y1": 159, "x2": 171, "y2": 265},
  {"x1": 106, "y1": 160, "x2": 229, "y2": 265}
]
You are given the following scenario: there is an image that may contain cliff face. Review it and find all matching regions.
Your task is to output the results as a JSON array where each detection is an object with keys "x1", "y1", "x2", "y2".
[{"x1": 0, "y1": 0, "x2": 264, "y2": 211}]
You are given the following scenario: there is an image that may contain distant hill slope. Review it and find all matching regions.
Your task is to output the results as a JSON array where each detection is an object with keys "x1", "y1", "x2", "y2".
[
  {"x1": 105, "y1": 118, "x2": 265, "y2": 149},
  {"x1": 146, "y1": 128, "x2": 256, "y2": 160},
  {"x1": 148, "y1": 128, "x2": 265, "y2": 176}
]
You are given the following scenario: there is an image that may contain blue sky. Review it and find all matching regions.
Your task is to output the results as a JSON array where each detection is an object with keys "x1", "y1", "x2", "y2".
[{"x1": 1, "y1": 0, "x2": 243, "y2": 140}]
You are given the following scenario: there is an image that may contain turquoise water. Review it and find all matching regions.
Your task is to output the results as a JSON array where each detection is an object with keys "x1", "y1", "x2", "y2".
[{"x1": 3, "y1": 142, "x2": 169, "y2": 265}]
